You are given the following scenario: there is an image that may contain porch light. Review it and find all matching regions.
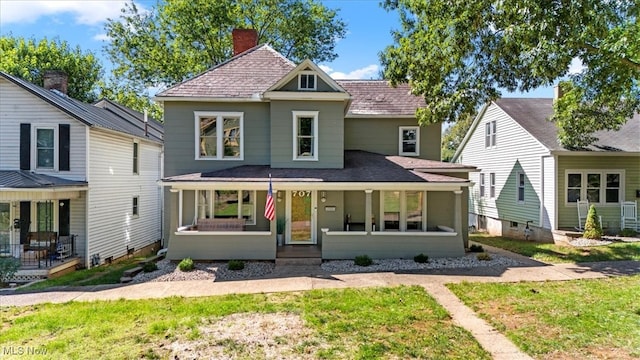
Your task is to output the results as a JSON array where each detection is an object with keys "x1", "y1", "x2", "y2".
[
  {"x1": 169, "y1": 188, "x2": 179, "y2": 193},
  {"x1": 321, "y1": 191, "x2": 327, "y2": 203}
]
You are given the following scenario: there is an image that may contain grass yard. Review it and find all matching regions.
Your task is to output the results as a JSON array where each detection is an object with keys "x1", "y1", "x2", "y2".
[
  {"x1": 449, "y1": 275, "x2": 640, "y2": 359},
  {"x1": 18, "y1": 257, "x2": 146, "y2": 292},
  {"x1": 471, "y1": 234, "x2": 640, "y2": 263},
  {"x1": 0, "y1": 286, "x2": 489, "y2": 359}
]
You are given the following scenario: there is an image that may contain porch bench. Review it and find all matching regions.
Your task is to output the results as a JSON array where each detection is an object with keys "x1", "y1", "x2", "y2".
[{"x1": 197, "y1": 218, "x2": 245, "y2": 231}]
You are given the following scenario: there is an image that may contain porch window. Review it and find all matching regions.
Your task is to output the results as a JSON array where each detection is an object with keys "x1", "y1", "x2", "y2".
[
  {"x1": 399, "y1": 126, "x2": 420, "y2": 156},
  {"x1": 383, "y1": 191, "x2": 400, "y2": 230},
  {"x1": 517, "y1": 172, "x2": 525, "y2": 202},
  {"x1": 195, "y1": 112, "x2": 243, "y2": 160},
  {"x1": 197, "y1": 190, "x2": 256, "y2": 225},
  {"x1": 406, "y1": 191, "x2": 423, "y2": 230},
  {"x1": 381, "y1": 190, "x2": 427, "y2": 231},
  {"x1": 36, "y1": 127, "x2": 55, "y2": 169},
  {"x1": 36, "y1": 201, "x2": 54, "y2": 232},
  {"x1": 566, "y1": 170, "x2": 623, "y2": 204},
  {"x1": 293, "y1": 111, "x2": 319, "y2": 160}
]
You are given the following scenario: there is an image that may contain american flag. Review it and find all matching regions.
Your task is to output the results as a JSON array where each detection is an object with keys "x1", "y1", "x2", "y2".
[{"x1": 264, "y1": 175, "x2": 275, "y2": 221}]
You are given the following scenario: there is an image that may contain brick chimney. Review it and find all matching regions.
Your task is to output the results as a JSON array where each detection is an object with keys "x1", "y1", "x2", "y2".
[
  {"x1": 43, "y1": 70, "x2": 68, "y2": 94},
  {"x1": 232, "y1": 29, "x2": 258, "y2": 56},
  {"x1": 554, "y1": 83, "x2": 564, "y2": 100}
]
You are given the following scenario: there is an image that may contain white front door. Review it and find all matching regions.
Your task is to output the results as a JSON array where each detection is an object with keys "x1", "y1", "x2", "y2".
[{"x1": 286, "y1": 190, "x2": 316, "y2": 244}]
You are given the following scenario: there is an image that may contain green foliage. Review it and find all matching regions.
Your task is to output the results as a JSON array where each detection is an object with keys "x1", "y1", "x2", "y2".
[
  {"x1": 469, "y1": 244, "x2": 484, "y2": 253},
  {"x1": 441, "y1": 113, "x2": 474, "y2": 161},
  {"x1": 227, "y1": 260, "x2": 245, "y2": 271},
  {"x1": 178, "y1": 258, "x2": 194, "y2": 272},
  {"x1": 476, "y1": 252, "x2": 492, "y2": 261},
  {"x1": 0, "y1": 257, "x2": 20, "y2": 284},
  {"x1": 142, "y1": 262, "x2": 158, "y2": 273},
  {"x1": 583, "y1": 205, "x2": 603, "y2": 240},
  {"x1": 619, "y1": 228, "x2": 638, "y2": 237},
  {"x1": 381, "y1": 0, "x2": 640, "y2": 148},
  {"x1": 0, "y1": 35, "x2": 102, "y2": 102},
  {"x1": 104, "y1": 0, "x2": 346, "y2": 90},
  {"x1": 354, "y1": 255, "x2": 373, "y2": 267},
  {"x1": 413, "y1": 253, "x2": 429, "y2": 263},
  {"x1": 97, "y1": 79, "x2": 164, "y2": 122}
]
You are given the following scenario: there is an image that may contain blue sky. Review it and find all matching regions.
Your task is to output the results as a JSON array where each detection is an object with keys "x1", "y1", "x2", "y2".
[{"x1": 0, "y1": 0, "x2": 555, "y2": 97}]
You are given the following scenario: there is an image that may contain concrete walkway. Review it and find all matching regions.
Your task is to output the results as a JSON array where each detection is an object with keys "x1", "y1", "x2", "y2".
[{"x1": 1, "y1": 248, "x2": 639, "y2": 360}]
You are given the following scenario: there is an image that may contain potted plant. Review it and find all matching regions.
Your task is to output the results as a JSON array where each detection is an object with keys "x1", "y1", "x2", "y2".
[{"x1": 276, "y1": 218, "x2": 287, "y2": 246}]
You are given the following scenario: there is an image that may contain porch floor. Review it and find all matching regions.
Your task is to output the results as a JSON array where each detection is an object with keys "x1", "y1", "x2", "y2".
[{"x1": 276, "y1": 245, "x2": 321, "y2": 258}]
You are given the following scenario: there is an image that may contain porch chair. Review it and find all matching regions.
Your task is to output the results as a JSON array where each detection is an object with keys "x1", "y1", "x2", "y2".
[
  {"x1": 575, "y1": 200, "x2": 590, "y2": 231},
  {"x1": 620, "y1": 201, "x2": 638, "y2": 231}
]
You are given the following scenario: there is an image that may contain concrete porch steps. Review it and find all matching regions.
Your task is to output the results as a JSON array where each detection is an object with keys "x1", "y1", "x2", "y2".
[
  {"x1": 120, "y1": 253, "x2": 167, "y2": 283},
  {"x1": 275, "y1": 257, "x2": 322, "y2": 266}
]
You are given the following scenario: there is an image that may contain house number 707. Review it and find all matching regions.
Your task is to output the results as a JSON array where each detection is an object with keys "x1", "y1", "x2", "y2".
[{"x1": 292, "y1": 191, "x2": 311, "y2": 197}]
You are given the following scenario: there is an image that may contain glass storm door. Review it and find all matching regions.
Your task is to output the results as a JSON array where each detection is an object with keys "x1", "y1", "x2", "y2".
[
  {"x1": 287, "y1": 190, "x2": 316, "y2": 244},
  {"x1": 0, "y1": 203, "x2": 11, "y2": 251}
]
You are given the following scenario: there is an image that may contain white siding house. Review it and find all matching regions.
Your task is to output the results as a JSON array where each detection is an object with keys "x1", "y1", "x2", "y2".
[
  {"x1": 454, "y1": 98, "x2": 640, "y2": 241},
  {"x1": 0, "y1": 71, "x2": 164, "y2": 275}
]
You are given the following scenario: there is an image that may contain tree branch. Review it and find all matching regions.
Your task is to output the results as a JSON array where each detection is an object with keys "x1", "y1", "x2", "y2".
[{"x1": 583, "y1": 43, "x2": 640, "y2": 71}]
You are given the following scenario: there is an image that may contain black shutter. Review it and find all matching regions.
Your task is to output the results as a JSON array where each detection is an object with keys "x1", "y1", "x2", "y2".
[
  {"x1": 58, "y1": 199, "x2": 70, "y2": 236},
  {"x1": 20, "y1": 201, "x2": 31, "y2": 245},
  {"x1": 59, "y1": 124, "x2": 70, "y2": 171},
  {"x1": 20, "y1": 123, "x2": 31, "y2": 170}
]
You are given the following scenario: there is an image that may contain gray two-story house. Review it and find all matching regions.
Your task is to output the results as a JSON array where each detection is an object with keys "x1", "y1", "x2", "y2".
[{"x1": 157, "y1": 30, "x2": 476, "y2": 261}]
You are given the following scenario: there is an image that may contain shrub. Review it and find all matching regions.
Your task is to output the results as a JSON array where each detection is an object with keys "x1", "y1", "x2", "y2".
[
  {"x1": 354, "y1": 255, "x2": 373, "y2": 267},
  {"x1": 469, "y1": 244, "x2": 484, "y2": 252},
  {"x1": 228, "y1": 260, "x2": 245, "y2": 271},
  {"x1": 619, "y1": 228, "x2": 638, "y2": 237},
  {"x1": 0, "y1": 257, "x2": 20, "y2": 285},
  {"x1": 178, "y1": 258, "x2": 194, "y2": 272},
  {"x1": 142, "y1": 262, "x2": 158, "y2": 273},
  {"x1": 476, "y1": 252, "x2": 492, "y2": 261},
  {"x1": 583, "y1": 205, "x2": 603, "y2": 240},
  {"x1": 414, "y1": 253, "x2": 429, "y2": 263}
]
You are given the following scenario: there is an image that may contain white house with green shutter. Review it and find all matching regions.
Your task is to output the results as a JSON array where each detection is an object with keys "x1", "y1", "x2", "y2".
[
  {"x1": 453, "y1": 97, "x2": 640, "y2": 242},
  {"x1": 0, "y1": 71, "x2": 164, "y2": 277}
]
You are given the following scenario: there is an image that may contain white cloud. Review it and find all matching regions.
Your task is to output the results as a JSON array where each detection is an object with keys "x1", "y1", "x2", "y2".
[
  {"x1": 93, "y1": 33, "x2": 111, "y2": 42},
  {"x1": 319, "y1": 64, "x2": 380, "y2": 80},
  {"x1": 1, "y1": 1, "x2": 137, "y2": 25},
  {"x1": 568, "y1": 57, "x2": 586, "y2": 75}
]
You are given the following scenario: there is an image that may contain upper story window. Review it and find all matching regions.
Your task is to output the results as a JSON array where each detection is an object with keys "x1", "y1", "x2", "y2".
[
  {"x1": 195, "y1": 112, "x2": 243, "y2": 160},
  {"x1": 566, "y1": 170, "x2": 623, "y2": 204},
  {"x1": 517, "y1": 172, "x2": 525, "y2": 202},
  {"x1": 485, "y1": 120, "x2": 496, "y2": 148},
  {"x1": 298, "y1": 72, "x2": 316, "y2": 90},
  {"x1": 133, "y1": 141, "x2": 139, "y2": 174},
  {"x1": 292, "y1": 111, "x2": 319, "y2": 161},
  {"x1": 35, "y1": 127, "x2": 56, "y2": 169},
  {"x1": 399, "y1": 126, "x2": 420, "y2": 156},
  {"x1": 197, "y1": 190, "x2": 256, "y2": 225}
]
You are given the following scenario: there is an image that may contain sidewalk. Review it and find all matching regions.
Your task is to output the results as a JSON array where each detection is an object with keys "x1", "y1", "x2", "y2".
[{"x1": 1, "y1": 250, "x2": 638, "y2": 360}]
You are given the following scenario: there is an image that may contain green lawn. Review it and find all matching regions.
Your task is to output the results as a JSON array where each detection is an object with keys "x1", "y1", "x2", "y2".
[
  {"x1": 471, "y1": 234, "x2": 640, "y2": 263},
  {"x1": 18, "y1": 257, "x2": 145, "y2": 292},
  {"x1": 449, "y1": 275, "x2": 640, "y2": 359},
  {"x1": 0, "y1": 286, "x2": 489, "y2": 359}
]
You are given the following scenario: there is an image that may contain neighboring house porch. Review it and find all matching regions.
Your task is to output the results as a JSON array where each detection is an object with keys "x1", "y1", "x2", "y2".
[{"x1": 163, "y1": 151, "x2": 473, "y2": 260}]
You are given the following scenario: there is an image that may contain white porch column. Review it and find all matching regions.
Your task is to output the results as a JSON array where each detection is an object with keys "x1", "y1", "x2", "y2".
[
  {"x1": 454, "y1": 190, "x2": 462, "y2": 234},
  {"x1": 365, "y1": 189, "x2": 373, "y2": 233}
]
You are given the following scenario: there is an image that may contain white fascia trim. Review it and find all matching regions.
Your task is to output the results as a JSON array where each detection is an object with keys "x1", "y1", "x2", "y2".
[
  {"x1": 0, "y1": 186, "x2": 89, "y2": 192},
  {"x1": 154, "y1": 96, "x2": 265, "y2": 103},
  {"x1": 414, "y1": 168, "x2": 479, "y2": 173},
  {"x1": 264, "y1": 91, "x2": 350, "y2": 101},
  {"x1": 162, "y1": 182, "x2": 470, "y2": 191},
  {"x1": 551, "y1": 151, "x2": 640, "y2": 157}
]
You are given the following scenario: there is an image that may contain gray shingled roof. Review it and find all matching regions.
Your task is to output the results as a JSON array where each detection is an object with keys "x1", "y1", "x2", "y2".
[
  {"x1": 163, "y1": 151, "x2": 471, "y2": 184},
  {"x1": 1, "y1": 72, "x2": 164, "y2": 143},
  {"x1": 158, "y1": 45, "x2": 296, "y2": 98},
  {"x1": 337, "y1": 80, "x2": 425, "y2": 116},
  {"x1": 0, "y1": 170, "x2": 88, "y2": 189},
  {"x1": 495, "y1": 98, "x2": 640, "y2": 152}
]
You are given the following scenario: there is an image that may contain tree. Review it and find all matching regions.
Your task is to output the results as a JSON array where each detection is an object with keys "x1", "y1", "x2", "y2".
[
  {"x1": 0, "y1": 35, "x2": 102, "y2": 103},
  {"x1": 441, "y1": 113, "x2": 474, "y2": 162},
  {"x1": 583, "y1": 205, "x2": 603, "y2": 240},
  {"x1": 104, "y1": 0, "x2": 347, "y2": 90},
  {"x1": 97, "y1": 79, "x2": 163, "y2": 122},
  {"x1": 380, "y1": 0, "x2": 640, "y2": 148}
]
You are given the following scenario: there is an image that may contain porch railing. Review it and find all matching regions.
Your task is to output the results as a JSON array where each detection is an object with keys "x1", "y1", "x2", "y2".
[{"x1": 0, "y1": 234, "x2": 76, "y2": 269}]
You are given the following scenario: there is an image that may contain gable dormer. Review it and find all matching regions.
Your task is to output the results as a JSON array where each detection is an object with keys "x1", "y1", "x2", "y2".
[{"x1": 264, "y1": 59, "x2": 350, "y2": 101}]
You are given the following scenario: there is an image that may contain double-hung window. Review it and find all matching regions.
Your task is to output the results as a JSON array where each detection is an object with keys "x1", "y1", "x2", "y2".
[
  {"x1": 298, "y1": 72, "x2": 316, "y2": 90},
  {"x1": 479, "y1": 173, "x2": 486, "y2": 197},
  {"x1": 380, "y1": 191, "x2": 426, "y2": 231},
  {"x1": 489, "y1": 173, "x2": 496, "y2": 198},
  {"x1": 566, "y1": 170, "x2": 623, "y2": 204},
  {"x1": 399, "y1": 126, "x2": 420, "y2": 156},
  {"x1": 292, "y1": 111, "x2": 318, "y2": 160},
  {"x1": 133, "y1": 142, "x2": 139, "y2": 174},
  {"x1": 35, "y1": 127, "x2": 56, "y2": 169},
  {"x1": 197, "y1": 190, "x2": 256, "y2": 225},
  {"x1": 485, "y1": 120, "x2": 496, "y2": 148},
  {"x1": 132, "y1": 196, "x2": 139, "y2": 217},
  {"x1": 195, "y1": 112, "x2": 243, "y2": 160},
  {"x1": 517, "y1": 172, "x2": 525, "y2": 202}
]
